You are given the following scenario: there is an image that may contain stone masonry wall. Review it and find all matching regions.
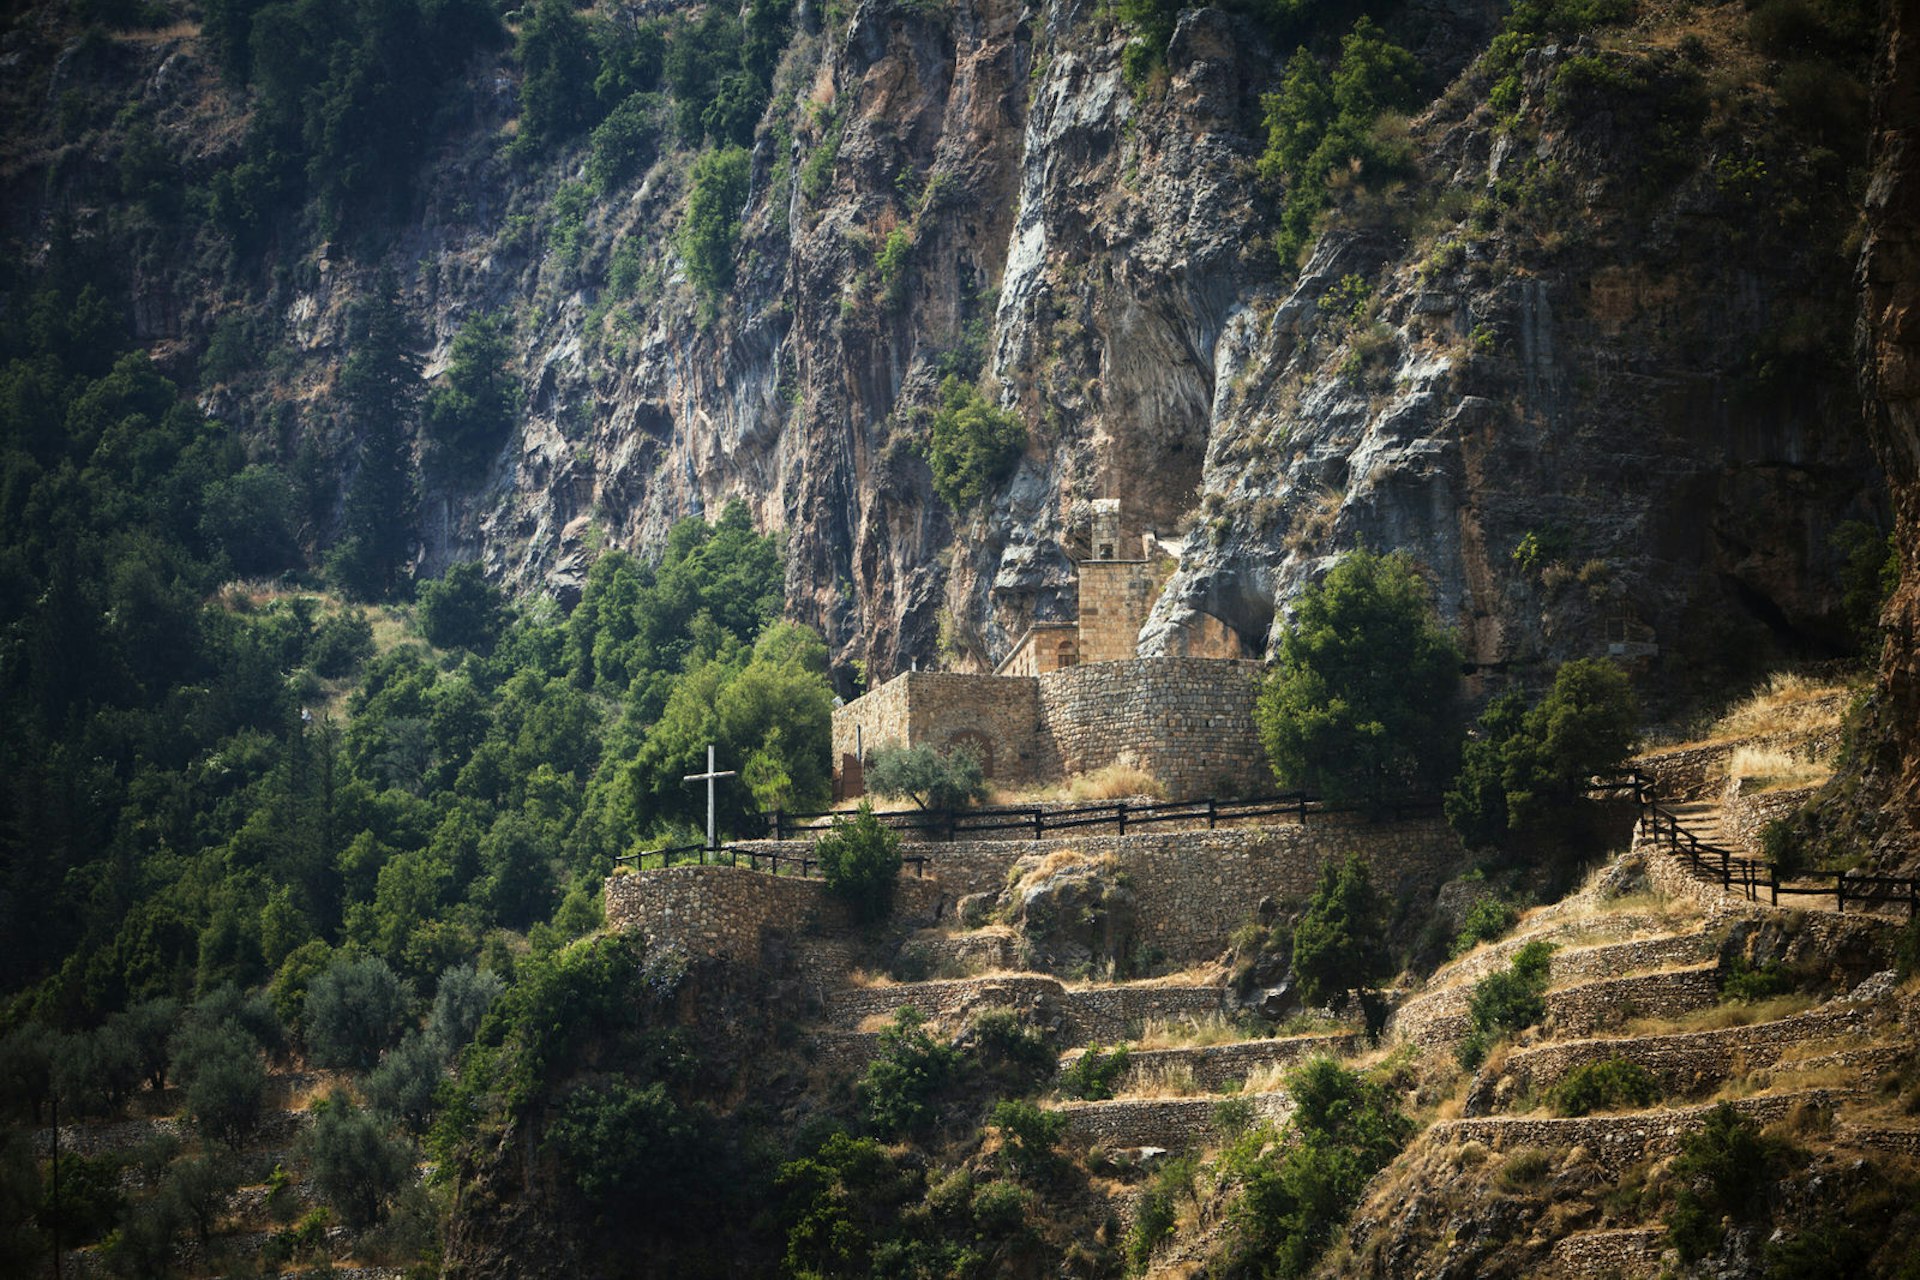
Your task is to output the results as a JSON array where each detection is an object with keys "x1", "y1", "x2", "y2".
[
  {"x1": 1076, "y1": 559, "x2": 1168, "y2": 663},
  {"x1": 1035, "y1": 658, "x2": 1268, "y2": 798},
  {"x1": 1053, "y1": 1090, "x2": 1292, "y2": 1152},
  {"x1": 1724, "y1": 780, "x2": 1821, "y2": 854},
  {"x1": 741, "y1": 815, "x2": 1462, "y2": 961},
  {"x1": 831, "y1": 657, "x2": 1268, "y2": 798},
  {"x1": 603, "y1": 865, "x2": 945, "y2": 967},
  {"x1": 832, "y1": 671, "x2": 1043, "y2": 785}
]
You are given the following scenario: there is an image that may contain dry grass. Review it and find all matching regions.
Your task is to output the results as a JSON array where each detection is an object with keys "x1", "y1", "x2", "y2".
[
  {"x1": 1696, "y1": 672, "x2": 1850, "y2": 745},
  {"x1": 1115, "y1": 1061, "x2": 1204, "y2": 1098},
  {"x1": 1131, "y1": 1013, "x2": 1266, "y2": 1050},
  {"x1": 986, "y1": 755, "x2": 1168, "y2": 805},
  {"x1": 1619, "y1": 992, "x2": 1818, "y2": 1036},
  {"x1": 1729, "y1": 744, "x2": 1832, "y2": 793}
]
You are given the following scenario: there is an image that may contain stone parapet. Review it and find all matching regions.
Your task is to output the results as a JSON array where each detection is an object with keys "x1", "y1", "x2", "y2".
[{"x1": 1035, "y1": 658, "x2": 1267, "y2": 798}]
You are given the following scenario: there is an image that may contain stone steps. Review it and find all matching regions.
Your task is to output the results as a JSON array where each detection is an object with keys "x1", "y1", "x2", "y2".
[{"x1": 1048, "y1": 1088, "x2": 1293, "y2": 1153}]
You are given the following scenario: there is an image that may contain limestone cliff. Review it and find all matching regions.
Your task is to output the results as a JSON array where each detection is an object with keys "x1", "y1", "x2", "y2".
[
  {"x1": 0, "y1": 0, "x2": 1884, "y2": 704},
  {"x1": 1854, "y1": 0, "x2": 1920, "y2": 867}
]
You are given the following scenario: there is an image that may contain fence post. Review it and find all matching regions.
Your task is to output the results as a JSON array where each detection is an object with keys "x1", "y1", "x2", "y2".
[
  {"x1": 1208, "y1": 797, "x2": 1217, "y2": 830},
  {"x1": 1117, "y1": 802, "x2": 1128, "y2": 837},
  {"x1": 773, "y1": 810, "x2": 785, "y2": 841},
  {"x1": 946, "y1": 810, "x2": 957, "y2": 843},
  {"x1": 1298, "y1": 794, "x2": 1308, "y2": 826},
  {"x1": 1033, "y1": 809, "x2": 1042, "y2": 841},
  {"x1": 1836, "y1": 873, "x2": 1846, "y2": 914},
  {"x1": 1770, "y1": 868, "x2": 1778, "y2": 907},
  {"x1": 1720, "y1": 846, "x2": 1729, "y2": 888}
]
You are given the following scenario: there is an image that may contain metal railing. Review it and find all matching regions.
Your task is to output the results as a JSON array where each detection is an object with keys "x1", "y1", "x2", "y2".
[{"x1": 1595, "y1": 770, "x2": 1919, "y2": 920}]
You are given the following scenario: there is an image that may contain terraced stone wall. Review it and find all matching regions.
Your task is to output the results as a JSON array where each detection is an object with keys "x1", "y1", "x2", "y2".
[
  {"x1": 1054, "y1": 1091, "x2": 1293, "y2": 1152},
  {"x1": 740, "y1": 815, "x2": 1463, "y2": 962},
  {"x1": 603, "y1": 865, "x2": 944, "y2": 969},
  {"x1": 1724, "y1": 780, "x2": 1820, "y2": 853},
  {"x1": 817, "y1": 974, "x2": 1228, "y2": 1043}
]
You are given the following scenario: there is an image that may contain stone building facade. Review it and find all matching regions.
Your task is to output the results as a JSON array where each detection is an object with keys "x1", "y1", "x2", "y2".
[{"x1": 830, "y1": 658, "x2": 1270, "y2": 800}]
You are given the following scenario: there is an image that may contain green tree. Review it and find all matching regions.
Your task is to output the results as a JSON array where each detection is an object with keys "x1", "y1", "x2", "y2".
[
  {"x1": 1255, "y1": 548, "x2": 1462, "y2": 811},
  {"x1": 305, "y1": 955, "x2": 415, "y2": 1072},
  {"x1": 858, "y1": 1008, "x2": 956, "y2": 1136},
  {"x1": 678, "y1": 145, "x2": 752, "y2": 296},
  {"x1": 417, "y1": 562, "x2": 504, "y2": 652},
  {"x1": 516, "y1": 0, "x2": 601, "y2": 151},
  {"x1": 423, "y1": 313, "x2": 517, "y2": 469},
  {"x1": 1290, "y1": 854, "x2": 1388, "y2": 1007},
  {"x1": 1444, "y1": 659, "x2": 1638, "y2": 854},
  {"x1": 169, "y1": 1018, "x2": 267, "y2": 1148},
  {"x1": 304, "y1": 1091, "x2": 412, "y2": 1230},
  {"x1": 924, "y1": 376, "x2": 1026, "y2": 510},
  {"x1": 863, "y1": 743, "x2": 987, "y2": 811},
  {"x1": 816, "y1": 803, "x2": 904, "y2": 925},
  {"x1": 333, "y1": 271, "x2": 421, "y2": 599}
]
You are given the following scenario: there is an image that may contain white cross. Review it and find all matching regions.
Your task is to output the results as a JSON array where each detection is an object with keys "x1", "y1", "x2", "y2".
[{"x1": 683, "y1": 744, "x2": 737, "y2": 854}]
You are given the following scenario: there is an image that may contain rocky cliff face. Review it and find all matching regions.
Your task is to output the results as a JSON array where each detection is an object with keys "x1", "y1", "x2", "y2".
[
  {"x1": 1856, "y1": 0, "x2": 1920, "y2": 867},
  {"x1": 3, "y1": 0, "x2": 1883, "y2": 703}
]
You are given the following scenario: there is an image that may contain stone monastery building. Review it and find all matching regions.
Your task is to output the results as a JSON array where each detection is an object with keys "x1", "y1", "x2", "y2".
[{"x1": 832, "y1": 502, "x2": 1267, "y2": 801}]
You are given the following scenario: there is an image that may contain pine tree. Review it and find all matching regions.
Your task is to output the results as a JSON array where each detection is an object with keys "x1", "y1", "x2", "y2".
[{"x1": 332, "y1": 271, "x2": 421, "y2": 599}]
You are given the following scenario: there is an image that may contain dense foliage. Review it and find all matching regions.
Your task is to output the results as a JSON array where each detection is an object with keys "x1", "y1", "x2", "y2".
[
  {"x1": 923, "y1": 376, "x2": 1028, "y2": 511},
  {"x1": 1456, "y1": 938, "x2": 1555, "y2": 1068},
  {"x1": 1258, "y1": 18, "x2": 1422, "y2": 264},
  {"x1": 1289, "y1": 854, "x2": 1389, "y2": 1008},
  {"x1": 1255, "y1": 548, "x2": 1462, "y2": 810},
  {"x1": 1218, "y1": 1057, "x2": 1413, "y2": 1277},
  {"x1": 1444, "y1": 658, "x2": 1638, "y2": 855},
  {"x1": 817, "y1": 803, "x2": 905, "y2": 925}
]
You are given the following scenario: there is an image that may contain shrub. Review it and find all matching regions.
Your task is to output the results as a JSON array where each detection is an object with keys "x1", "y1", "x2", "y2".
[
  {"x1": 308, "y1": 610, "x2": 375, "y2": 678},
  {"x1": 1667, "y1": 1103, "x2": 1798, "y2": 1263},
  {"x1": 1058, "y1": 1044, "x2": 1129, "y2": 1101},
  {"x1": 305, "y1": 955, "x2": 416, "y2": 1072},
  {"x1": 365, "y1": 1031, "x2": 444, "y2": 1133},
  {"x1": 417, "y1": 562, "x2": 504, "y2": 652},
  {"x1": 875, "y1": 227, "x2": 913, "y2": 309},
  {"x1": 989, "y1": 1098, "x2": 1067, "y2": 1180},
  {"x1": 817, "y1": 803, "x2": 903, "y2": 925},
  {"x1": 1450, "y1": 897, "x2": 1518, "y2": 957},
  {"x1": 678, "y1": 145, "x2": 752, "y2": 296},
  {"x1": 1499, "y1": 1147, "x2": 1552, "y2": 1189},
  {"x1": 1256, "y1": 548, "x2": 1462, "y2": 812},
  {"x1": 964, "y1": 1008, "x2": 1056, "y2": 1085},
  {"x1": 864, "y1": 742, "x2": 987, "y2": 812},
  {"x1": 422, "y1": 314, "x2": 518, "y2": 471},
  {"x1": 543, "y1": 1079, "x2": 723, "y2": 1218},
  {"x1": 922, "y1": 376, "x2": 1026, "y2": 511},
  {"x1": 304, "y1": 1092, "x2": 413, "y2": 1231},
  {"x1": 859, "y1": 1009, "x2": 958, "y2": 1137},
  {"x1": 1458, "y1": 939, "x2": 1554, "y2": 1068},
  {"x1": 1551, "y1": 1057, "x2": 1659, "y2": 1116},
  {"x1": 1291, "y1": 854, "x2": 1389, "y2": 1008},
  {"x1": 1721, "y1": 957, "x2": 1795, "y2": 1002}
]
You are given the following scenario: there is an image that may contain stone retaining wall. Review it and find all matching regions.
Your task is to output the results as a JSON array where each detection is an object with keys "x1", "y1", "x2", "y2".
[
  {"x1": 817, "y1": 975, "x2": 1230, "y2": 1044},
  {"x1": 1052, "y1": 1090, "x2": 1293, "y2": 1152},
  {"x1": 1545, "y1": 1229, "x2": 1665, "y2": 1278},
  {"x1": 1633, "y1": 708, "x2": 1845, "y2": 802},
  {"x1": 1497, "y1": 1000, "x2": 1870, "y2": 1097},
  {"x1": 1392, "y1": 940, "x2": 1718, "y2": 1047},
  {"x1": 742, "y1": 816, "x2": 1461, "y2": 962},
  {"x1": 1545, "y1": 965, "x2": 1722, "y2": 1038},
  {"x1": 1724, "y1": 781, "x2": 1819, "y2": 854},
  {"x1": 1103, "y1": 1034, "x2": 1358, "y2": 1093},
  {"x1": 1427, "y1": 1089, "x2": 1853, "y2": 1173}
]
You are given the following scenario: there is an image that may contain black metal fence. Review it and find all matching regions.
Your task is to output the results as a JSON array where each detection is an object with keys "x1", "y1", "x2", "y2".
[
  {"x1": 1597, "y1": 770, "x2": 1920, "y2": 920},
  {"x1": 763, "y1": 791, "x2": 1443, "y2": 842}
]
